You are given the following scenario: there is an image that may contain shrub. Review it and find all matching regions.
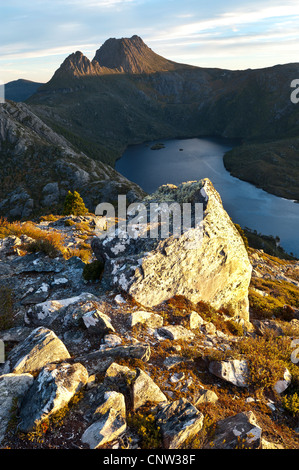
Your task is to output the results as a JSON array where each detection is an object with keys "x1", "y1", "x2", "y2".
[
  {"x1": 82, "y1": 260, "x2": 105, "y2": 281},
  {"x1": 237, "y1": 333, "x2": 290, "y2": 392},
  {"x1": 24, "y1": 231, "x2": 66, "y2": 259},
  {"x1": 127, "y1": 411, "x2": 162, "y2": 449},
  {"x1": 249, "y1": 290, "x2": 284, "y2": 319},
  {"x1": 249, "y1": 278, "x2": 299, "y2": 320},
  {"x1": 225, "y1": 319, "x2": 244, "y2": 336},
  {"x1": 282, "y1": 393, "x2": 299, "y2": 417},
  {"x1": 234, "y1": 223, "x2": 249, "y2": 252},
  {"x1": 63, "y1": 191, "x2": 88, "y2": 216},
  {"x1": 66, "y1": 247, "x2": 92, "y2": 263},
  {"x1": 0, "y1": 286, "x2": 14, "y2": 330},
  {"x1": 39, "y1": 214, "x2": 60, "y2": 222},
  {"x1": 64, "y1": 219, "x2": 75, "y2": 227}
]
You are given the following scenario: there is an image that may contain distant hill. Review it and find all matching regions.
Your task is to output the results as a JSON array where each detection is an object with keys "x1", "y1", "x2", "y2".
[{"x1": 5, "y1": 79, "x2": 43, "y2": 102}]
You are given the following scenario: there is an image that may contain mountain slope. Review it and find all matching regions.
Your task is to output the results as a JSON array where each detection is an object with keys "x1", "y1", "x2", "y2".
[
  {"x1": 0, "y1": 101, "x2": 145, "y2": 219},
  {"x1": 93, "y1": 35, "x2": 189, "y2": 74}
]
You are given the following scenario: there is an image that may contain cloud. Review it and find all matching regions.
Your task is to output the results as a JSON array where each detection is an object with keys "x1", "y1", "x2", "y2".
[
  {"x1": 0, "y1": 43, "x2": 98, "y2": 60},
  {"x1": 64, "y1": 0, "x2": 135, "y2": 8},
  {"x1": 150, "y1": 4, "x2": 299, "y2": 41}
]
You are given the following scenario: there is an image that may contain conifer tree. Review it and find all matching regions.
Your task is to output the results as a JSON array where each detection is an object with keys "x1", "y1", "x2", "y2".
[{"x1": 63, "y1": 190, "x2": 88, "y2": 216}]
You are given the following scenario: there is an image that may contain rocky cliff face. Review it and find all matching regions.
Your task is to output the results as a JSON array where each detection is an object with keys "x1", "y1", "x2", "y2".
[
  {"x1": 93, "y1": 179, "x2": 252, "y2": 321},
  {"x1": 93, "y1": 35, "x2": 185, "y2": 74},
  {"x1": 52, "y1": 51, "x2": 100, "y2": 78},
  {"x1": 51, "y1": 35, "x2": 186, "y2": 81},
  {"x1": 0, "y1": 101, "x2": 146, "y2": 218}
]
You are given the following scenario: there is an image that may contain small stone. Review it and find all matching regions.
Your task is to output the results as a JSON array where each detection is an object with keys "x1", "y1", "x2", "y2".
[
  {"x1": 194, "y1": 389, "x2": 219, "y2": 405},
  {"x1": 170, "y1": 372, "x2": 185, "y2": 383},
  {"x1": 130, "y1": 310, "x2": 163, "y2": 329},
  {"x1": 209, "y1": 359, "x2": 249, "y2": 387}
]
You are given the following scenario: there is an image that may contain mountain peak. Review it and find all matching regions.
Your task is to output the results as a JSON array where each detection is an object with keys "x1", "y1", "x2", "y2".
[
  {"x1": 53, "y1": 51, "x2": 99, "y2": 78},
  {"x1": 92, "y1": 35, "x2": 180, "y2": 74}
]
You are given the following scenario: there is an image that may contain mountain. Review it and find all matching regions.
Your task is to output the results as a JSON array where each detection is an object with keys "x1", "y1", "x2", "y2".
[
  {"x1": 52, "y1": 51, "x2": 100, "y2": 79},
  {"x1": 92, "y1": 34, "x2": 188, "y2": 74},
  {"x1": 51, "y1": 35, "x2": 187, "y2": 82},
  {"x1": 0, "y1": 101, "x2": 145, "y2": 219},
  {"x1": 5, "y1": 79, "x2": 43, "y2": 102},
  {"x1": 27, "y1": 36, "x2": 299, "y2": 201},
  {"x1": 0, "y1": 35, "x2": 295, "y2": 203}
]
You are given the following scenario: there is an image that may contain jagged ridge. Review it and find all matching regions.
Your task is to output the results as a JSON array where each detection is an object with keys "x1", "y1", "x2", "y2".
[{"x1": 93, "y1": 35, "x2": 185, "y2": 74}]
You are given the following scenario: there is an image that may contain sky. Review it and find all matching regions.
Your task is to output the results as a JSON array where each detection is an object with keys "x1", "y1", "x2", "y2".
[{"x1": 1, "y1": 0, "x2": 299, "y2": 84}]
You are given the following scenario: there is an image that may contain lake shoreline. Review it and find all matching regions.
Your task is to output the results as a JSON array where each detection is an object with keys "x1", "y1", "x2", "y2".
[{"x1": 115, "y1": 137, "x2": 299, "y2": 258}]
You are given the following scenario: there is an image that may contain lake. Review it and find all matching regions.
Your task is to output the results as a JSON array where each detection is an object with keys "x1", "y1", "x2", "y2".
[{"x1": 115, "y1": 137, "x2": 299, "y2": 258}]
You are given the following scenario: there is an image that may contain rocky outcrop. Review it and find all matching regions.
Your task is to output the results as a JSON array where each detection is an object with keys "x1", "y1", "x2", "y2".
[
  {"x1": 95, "y1": 179, "x2": 252, "y2": 321},
  {"x1": 0, "y1": 373, "x2": 34, "y2": 444},
  {"x1": 0, "y1": 101, "x2": 145, "y2": 218},
  {"x1": 19, "y1": 362, "x2": 89, "y2": 432},
  {"x1": 0, "y1": 214, "x2": 298, "y2": 450},
  {"x1": 93, "y1": 35, "x2": 184, "y2": 74},
  {"x1": 210, "y1": 411, "x2": 262, "y2": 449},
  {"x1": 155, "y1": 398, "x2": 204, "y2": 449}
]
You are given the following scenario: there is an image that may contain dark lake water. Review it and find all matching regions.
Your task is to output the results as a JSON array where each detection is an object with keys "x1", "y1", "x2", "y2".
[{"x1": 115, "y1": 137, "x2": 299, "y2": 257}]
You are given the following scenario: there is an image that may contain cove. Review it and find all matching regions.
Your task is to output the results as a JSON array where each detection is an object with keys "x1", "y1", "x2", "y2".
[{"x1": 115, "y1": 137, "x2": 299, "y2": 258}]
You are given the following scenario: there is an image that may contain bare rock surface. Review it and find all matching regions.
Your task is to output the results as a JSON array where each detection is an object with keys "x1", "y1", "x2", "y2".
[
  {"x1": 155, "y1": 398, "x2": 204, "y2": 449},
  {"x1": 96, "y1": 179, "x2": 252, "y2": 321},
  {"x1": 19, "y1": 362, "x2": 89, "y2": 432},
  {"x1": 7, "y1": 327, "x2": 71, "y2": 374},
  {"x1": 210, "y1": 411, "x2": 262, "y2": 449}
]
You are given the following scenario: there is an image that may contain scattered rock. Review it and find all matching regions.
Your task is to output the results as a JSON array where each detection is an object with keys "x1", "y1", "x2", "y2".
[
  {"x1": 194, "y1": 388, "x2": 219, "y2": 405},
  {"x1": 21, "y1": 283, "x2": 50, "y2": 305},
  {"x1": 131, "y1": 368, "x2": 167, "y2": 411},
  {"x1": 82, "y1": 390, "x2": 126, "y2": 449},
  {"x1": 210, "y1": 411, "x2": 262, "y2": 449},
  {"x1": 208, "y1": 359, "x2": 249, "y2": 387},
  {"x1": 19, "y1": 362, "x2": 89, "y2": 432},
  {"x1": 93, "y1": 390, "x2": 126, "y2": 421},
  {"x1": 0, "y1": 373, "x2": 34, "y2": 444},
  {"x1": 82, "y1": 309, "x2": 115, "y2": 338},
  {"x1": 157, "y1": 325, "x2": 195, "y2": 342},
  {"x1": 27, "y1": 293, "x2": 100, "y2": 327},
  {"x1": 252, "y1": 320, "x2": 284, "y2": 337},
  {"x1": 273, "y1": 368, "x2": 292, "y2": 394},
  {"x1": 156, "y1": 398, "x2": 204, "y2": 449},
  {"x1": 129, "y1": 310, "x2": 164, "y2": 329},
  {"x1": 7, "y1": 327, "x2": 71, "y2": 374},
  {"x1": 189, "y1": 311, "x2": 204, "y2": 329}
]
